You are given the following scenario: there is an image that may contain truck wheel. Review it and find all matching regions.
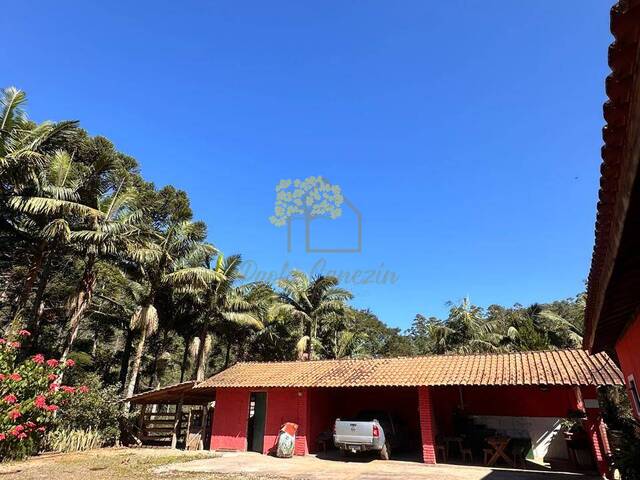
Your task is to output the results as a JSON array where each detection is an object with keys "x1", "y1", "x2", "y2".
[{"x1": 380, "y1": 442, "x2": 391, "y2": 460}]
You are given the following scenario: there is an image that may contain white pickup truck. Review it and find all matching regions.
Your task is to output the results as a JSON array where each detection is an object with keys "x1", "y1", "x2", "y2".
[{"x1": 333, "y1": 410, "x2": 400, "y2": 460}]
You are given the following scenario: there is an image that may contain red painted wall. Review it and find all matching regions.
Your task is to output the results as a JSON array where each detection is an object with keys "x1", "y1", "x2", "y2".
[
  {"x1": 210, "y1": 388, "x2": 249, "y2": 451},
  {"x1": 211, "y1": 384, "x2": 586, "y2": 464},
  {"x1": 210, "y1": 387, "x2": 309, "y2": 455},
  {"x1": 616, "y1": 315, "x2": 640, "y2": 418}
]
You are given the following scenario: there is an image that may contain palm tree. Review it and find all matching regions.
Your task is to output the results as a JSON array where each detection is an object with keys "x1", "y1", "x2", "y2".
[
  {"x1": 169, "y1": 255, "x2": 270, "y2": 379},
  {"x1": 445, "y1": 297, "x2": 498, "y2": 353},
  {"x1": 277, "y1": 270, "x2": 353, "y2": 360},
  {"x1": 330, "y1": 330, "x2": 365, "y2": 359},
  {"x1": 6, "y1": 150, "x2": 86, "y2": 332},
  {"x1": 192, "y1": 256, "x2": 262, "y2": 378},
  {"x1": 1, "y1": 87, "x2": 77, "y2": 228},
  {"x1": 0, "y1": 88, "x2": 79, "y2": 335},
  {"x1": 222, "y1": 282, "x2": 280, "y2": 366},
  {"x1": 243, "y1": 296, "x2": 297, "y2": 362},
  {"x1": 123, "y1": 221, "x2": 216, "y2": 399},
  {"x1": 127, "y1": 304, "x2": 159, "y2": 388},
  {"x1": 59, "y1": 183, "x2": 144, "y2": 369},
  {"x1": 169, "y1": 290, "x2": 202, "y2": 382},
  {"x1": 528, "y1": 304, "x2": 583, "y2": 348}
]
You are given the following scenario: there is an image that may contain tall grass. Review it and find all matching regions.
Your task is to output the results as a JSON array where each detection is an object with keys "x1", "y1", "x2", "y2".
[{"x1": 45, "y1": 428, "x2": 104, "y2": 453}]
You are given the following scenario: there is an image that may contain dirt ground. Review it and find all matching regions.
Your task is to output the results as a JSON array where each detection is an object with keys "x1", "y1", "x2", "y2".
[
  {"x1": 0, "y1": 448, "x2": 258, "y2": 480},
  {"x1": 157, "y1": 450, "x2": 597, "y2": 480},
  {"x1": 0, "y1": 448, "x2": 596, "y2": 480}
]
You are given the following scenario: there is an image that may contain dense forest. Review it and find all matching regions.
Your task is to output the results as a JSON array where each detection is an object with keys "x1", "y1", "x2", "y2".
[{"x1": 0, "y1": 86, "x2": 588, "y2": 399}]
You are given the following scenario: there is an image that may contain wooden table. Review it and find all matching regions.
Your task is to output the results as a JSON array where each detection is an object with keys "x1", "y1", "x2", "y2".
[{"x1": 485, "y1": 436, "x2": 514, "y2": 467}]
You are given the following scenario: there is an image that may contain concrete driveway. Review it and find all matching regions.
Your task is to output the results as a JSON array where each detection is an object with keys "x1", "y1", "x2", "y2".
[{"x1": 155, "y1": 451, "x2": 597, "y2": 480}]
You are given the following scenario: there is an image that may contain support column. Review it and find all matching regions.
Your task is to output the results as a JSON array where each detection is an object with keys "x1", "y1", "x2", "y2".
[
  {"x1": 294, "y1": 389, "x2": 308, "y2": 456},
  {"x1": 137, "y1": 404, "x2": 147, "y2": 444},
  {"x1": 185, "y1": 409, "x2": 193, "y2": 450},
  {"x1": 418, "y1": 386, "x2": 437, "y2": 464},
  {"x1": 580, "y1": 387, "x2": 612, "y2": 479},
  {"x1": 209, "y1": 404, "x2": 216, "y2": 450},
  {"x1": 171, "y1": 396, "x2": 184, "y2": 449},
  {"x1": 138, "y1": 404, "x2": 147, "y2": 432},
  {"x1": 199, "y1": 404, "x2": 208, "y2": 450}
]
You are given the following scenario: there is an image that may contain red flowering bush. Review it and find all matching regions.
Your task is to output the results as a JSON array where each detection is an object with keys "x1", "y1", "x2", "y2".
[{"x1": 0, "y1": 331, "x2": 89, "y2": 461}]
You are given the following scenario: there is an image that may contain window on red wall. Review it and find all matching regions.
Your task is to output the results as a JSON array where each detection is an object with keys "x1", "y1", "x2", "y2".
[{"x1": 628, "y1": 375, "x2": 640, "y2": 416}]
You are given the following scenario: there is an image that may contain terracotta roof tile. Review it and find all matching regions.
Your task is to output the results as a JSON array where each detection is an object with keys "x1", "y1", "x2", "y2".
[
  {"x1": 197, "y1": 349, "x2": 623, "y2": 389},
  {"x1": 584, "y1": 0, "x2": 640, "y2": 351}
]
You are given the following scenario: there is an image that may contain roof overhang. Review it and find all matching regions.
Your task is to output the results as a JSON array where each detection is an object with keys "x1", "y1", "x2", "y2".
[
  {"x1": 125, "y1": 381, "x2": 216, "y2": 405},
  {"x1": 584, "y1": 0, "x2": 640, "y2": 352}
]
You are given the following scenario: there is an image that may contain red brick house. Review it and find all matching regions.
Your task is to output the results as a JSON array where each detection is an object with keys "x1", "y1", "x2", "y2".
[
  {"x1": 188, "y1": 349, "x2": 621, "y2": 473},
  {"x1": 583, "y1": 0, "x2": 640, "y2": 419}
]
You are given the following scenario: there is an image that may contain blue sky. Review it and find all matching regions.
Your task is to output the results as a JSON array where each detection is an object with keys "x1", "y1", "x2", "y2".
[{"x1": 2, "y1": 1, "x2": 612, "y2": 330}]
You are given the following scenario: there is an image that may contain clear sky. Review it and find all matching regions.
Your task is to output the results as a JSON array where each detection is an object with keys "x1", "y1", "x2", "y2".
[{"x1": 1, "y1": 1, "x2": 612, "y2": 330}]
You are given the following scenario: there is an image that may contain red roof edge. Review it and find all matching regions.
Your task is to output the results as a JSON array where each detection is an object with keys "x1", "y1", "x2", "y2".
[{"x1": 584, "y1": 0, "x2": 640, "y2": 352}]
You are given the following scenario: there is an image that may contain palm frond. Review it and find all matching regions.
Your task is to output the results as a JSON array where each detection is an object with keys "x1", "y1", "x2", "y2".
[
  {"x1": 0, "y1": 87, "x2": 27, "y2": 133},
  {"x1": 127, "y1": 245, "x2": 162, "y2": 264},
  {"x1": 164, "y1": 267, "x2": 225, "y2": 290},
  {"x1": 47, "y1": 150, "x2": 74, "y2": 187},
  {"x1": 8, "y1": 196, "x2": 102, "y2": 218},
  {"x1": 42, "y1": 184, "x2": 79, "y2": 202},
  {"x1": 222, "y1": 311, "x2": 264, "y2": 329}
]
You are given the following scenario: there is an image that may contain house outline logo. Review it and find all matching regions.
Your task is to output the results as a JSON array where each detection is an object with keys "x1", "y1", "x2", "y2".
[{"x1": 269, "y1": 176, "x2": 362, "y2": 253}]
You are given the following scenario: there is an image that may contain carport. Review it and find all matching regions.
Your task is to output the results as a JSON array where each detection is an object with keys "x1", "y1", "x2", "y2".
[
  {"x1": 194, "y1": 349, "x2": 623, "y2": 477},
  {"x1": 307, "y1": 386, "x2": 421, "y2": 458}
]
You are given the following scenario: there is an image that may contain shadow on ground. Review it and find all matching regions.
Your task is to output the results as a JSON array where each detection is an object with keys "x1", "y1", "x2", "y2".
[{"x1": 157, "y1": 450, "x2": 600, "y2": 480}]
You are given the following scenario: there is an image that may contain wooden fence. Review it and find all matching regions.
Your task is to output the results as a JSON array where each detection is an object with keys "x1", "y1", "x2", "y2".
[{"x1": 138, "y1": 404, "x2": 209, "y2": 449}]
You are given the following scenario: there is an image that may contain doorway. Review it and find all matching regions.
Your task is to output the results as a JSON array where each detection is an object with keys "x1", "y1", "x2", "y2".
[{"x1": 247, "y1": 392, "x2": 267, "y2": 453}]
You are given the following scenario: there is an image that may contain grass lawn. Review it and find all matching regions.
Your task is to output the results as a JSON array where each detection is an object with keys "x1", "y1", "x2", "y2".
[{"x1": 0, "y1": 448, "x2": 275, "y2": 480}]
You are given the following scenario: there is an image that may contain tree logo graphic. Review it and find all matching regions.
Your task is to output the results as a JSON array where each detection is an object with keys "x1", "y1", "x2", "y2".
[{"x1": 269, "y1": 176, "x2": 362, "y2": 253}]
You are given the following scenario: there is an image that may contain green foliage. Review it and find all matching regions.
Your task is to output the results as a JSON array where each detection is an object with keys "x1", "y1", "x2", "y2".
[
  {"x1": 615, "y1": 423, "x2": 640, "y2": 480},
  {"x1": 409, "y1": 295, "x2": 587, "y2": 354},
  {"x1": 600, "y1": 386, "x2": 635, "y2": 431},
  {"x1": 326, "y1": 309, "x2": 413, "y2": 359},
  {"x1": 52, "y1": 374, "x2": 122, "y2": 444},
  {"x1": 45, "y1": 428, "x2": 104, "y2": 453},
  {"x1": 408, "y1": 314, "x2": 453, "y2": 354},
  {"x1": 277, "y1": 270, "x2": 353, "y2": 360},
  {"x1": 598, "y1": 386, "x2": 640, "y2": 479}
]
